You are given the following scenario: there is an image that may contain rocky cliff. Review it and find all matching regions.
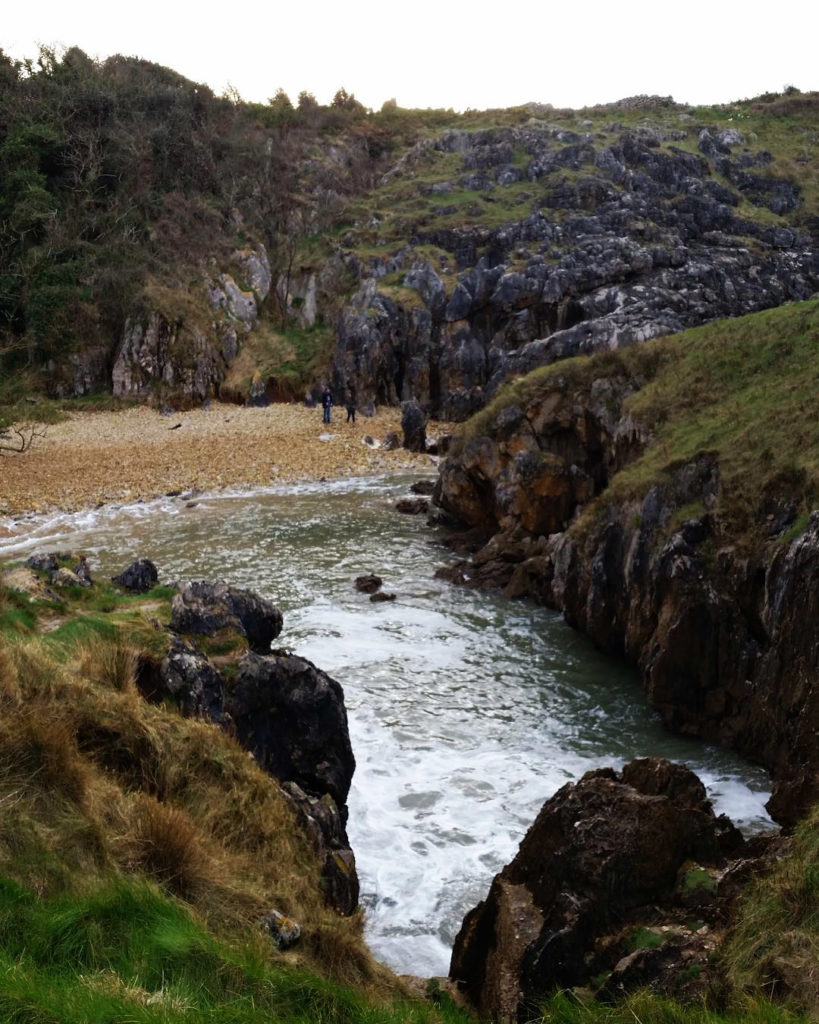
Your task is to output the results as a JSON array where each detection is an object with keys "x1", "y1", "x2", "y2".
[
  {"x1": 432, "y1": 299, "x2": 819, "y2": 827},
  {"x1": 331, "y1": 107, "x2": 819, "y2": 419}
]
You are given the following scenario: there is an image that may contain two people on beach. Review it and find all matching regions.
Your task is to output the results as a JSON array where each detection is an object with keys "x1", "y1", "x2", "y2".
[{"x1": 321, "y1": 385, "x2": 356, "y2": 424}]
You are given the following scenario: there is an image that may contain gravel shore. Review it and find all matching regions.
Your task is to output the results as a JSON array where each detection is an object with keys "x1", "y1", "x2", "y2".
[{"x1": 0, "y1": 403, "x2": 440, "y2": 517}]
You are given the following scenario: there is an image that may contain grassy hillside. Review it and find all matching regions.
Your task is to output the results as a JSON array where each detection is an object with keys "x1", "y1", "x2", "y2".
[
  {"x1": 0, "y1": 567, "x2": 470, "y2": 1023},
  {"x1": 454, "y1": 297, "x2": 819, "y2": 544}
]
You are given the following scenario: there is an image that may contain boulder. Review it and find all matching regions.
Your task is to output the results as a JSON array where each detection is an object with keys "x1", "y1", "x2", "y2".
[
  {"x1": 226, "y1": 651, "x2": 355, "y2": 808},
  {"x1": 112, "y1": 559, "x2": 159, "y2": 593},
  {"x1": 260, "y1": 909, "x2": 301, "y2": 950},
  {"x1": 449, "y1": 758, "x2": 743, "y2": 1022},
  {"x1": 395, "y1": 497, "x2": 429, "y2": 515},
  {"x1": 355, "y1": 574, "x2": 382, "y2": 593},
  {"x1": 401, "y1": 400, "x2": 428, "y2": 453},
  {"x1": 170, "y1": 581, "x2": 283, "y2": 654},
  {"x1": 156, "y1": 637, "x2": 228, "y2": 724}
]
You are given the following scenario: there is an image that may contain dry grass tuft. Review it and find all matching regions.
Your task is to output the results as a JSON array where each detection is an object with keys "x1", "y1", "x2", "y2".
[
  {"x1": 120, "y1": 794, "x2": 216, "y2": 898},
  {"x1": 79, "y1": 635, "x2": 138, "y2": 693}
]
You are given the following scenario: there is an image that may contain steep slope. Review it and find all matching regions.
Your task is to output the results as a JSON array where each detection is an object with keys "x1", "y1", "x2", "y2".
[
  {"x1": 330, "y1": 94, "x2": 819, "y2": 418},
  {"x1": 432, "y1": 299, "x2": 819, "y2": 824}
]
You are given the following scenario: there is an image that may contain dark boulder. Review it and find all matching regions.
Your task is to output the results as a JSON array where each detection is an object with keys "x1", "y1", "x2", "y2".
[
  {"x1": 449, "y1": 758, "x2": 743, "y2": 1022},
  {"x1": 395, "y1": 497, "x2": 429, "y2": 515},
  {"x1": 355, "y1": 573, "x2": 383, "y2": 593},
  {"x1": 370, "y1": 591, "x2": 396, "y2": 603},
  {"x1": 226, "y1": 651, "x2": 355, "y2": 808},
  {"x1": 401, "y1": 400, "x2": 428, "y2": 453},
  {"x1": 157, "y1": 637, "x2": 228, "y2": 724},
  {"x1": 170, "y1": 580, "x2": 283, "y2": 654},
  {"x1": 410, "y1": 479, "x2": 436, "y2": 495},
  {"x1": 112, "y1": 558, "x2": 159, "y2": 593}
]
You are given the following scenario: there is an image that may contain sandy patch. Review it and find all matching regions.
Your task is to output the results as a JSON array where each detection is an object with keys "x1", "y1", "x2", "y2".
[{"x1": 0, "y1": 404, "x2": 441, "y2": 516}]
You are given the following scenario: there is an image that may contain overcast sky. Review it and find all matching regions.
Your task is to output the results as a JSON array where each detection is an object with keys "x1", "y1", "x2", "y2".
[{"x1": 4, "y1": 0, "x2": 818, "y2": 112}]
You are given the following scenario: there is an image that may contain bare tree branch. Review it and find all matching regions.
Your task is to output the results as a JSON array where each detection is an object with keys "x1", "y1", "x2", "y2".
[{"x1": 0, "y1": 423, "x2": 47, "y2": 455}]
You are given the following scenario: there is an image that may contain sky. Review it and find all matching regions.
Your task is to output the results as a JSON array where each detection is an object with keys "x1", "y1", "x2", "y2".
[{"x1": 3, "y1": 0, "x2": 818, "y2": 113}]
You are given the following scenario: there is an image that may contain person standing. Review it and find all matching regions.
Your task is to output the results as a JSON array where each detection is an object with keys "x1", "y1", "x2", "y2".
[
  {"x1": 322, "y1": 385, "x2": 333, "y2": 424},
  {"x1": 346, "y1": 386, "x2": 356, "y2": 424}
]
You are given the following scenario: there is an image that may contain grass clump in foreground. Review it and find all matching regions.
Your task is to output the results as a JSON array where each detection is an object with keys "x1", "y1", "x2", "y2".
[{"x1": 0, "y1": 876, "x2": 468, "y2": 1024}]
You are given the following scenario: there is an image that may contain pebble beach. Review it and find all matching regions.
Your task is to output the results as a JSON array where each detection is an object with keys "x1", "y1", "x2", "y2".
[{"x1": 0, "y1": 403, "x2": 439, "y2": 518}]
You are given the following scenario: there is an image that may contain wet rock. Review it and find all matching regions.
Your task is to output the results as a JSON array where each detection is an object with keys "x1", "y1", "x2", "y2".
[
  {"x1": 227, "y1": 651, "x2": 355, "y2": 809},
  {"x1": 112, "y1": 559, "x2": 159, "y2": 593},
  {"x1": 25, "y1": 553, "x2": 61, "y2": 575},
  {"x1": 170, "y1": 580, "x2": 283, "y2": 654},
  {"x1": 449, "y1": 758, "x2": 743, "y2": 1021},
  {"x1": 355, "y1": 574, "x2": 383, "y2": 593},
  {"x1": 410, "y1": 479, "x2": 436, "y2": 495},
  {"x1": 395, "y1": 497, "x2": 429, "y2": 515},
  {"x1": 370, "y1": 591, "x2": 396, "y2": 602}
]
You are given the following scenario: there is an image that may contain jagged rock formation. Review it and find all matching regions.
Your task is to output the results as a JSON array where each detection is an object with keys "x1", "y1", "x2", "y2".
[
  {"x1": 333, "y1": 121, "x2": 819, "y2": 419},
  {"x1": 110, "y1": 246, "x2": 271, "y2": 404},
  {"x1": 131, "y1": 571, "x2": 359, "y2": 914},
  {"x1": 449, "y1": 758, "x2": 762, "y2": 1022},
  {"x1": 431, "y1": 343, "x2": 819, "y2": 825}
]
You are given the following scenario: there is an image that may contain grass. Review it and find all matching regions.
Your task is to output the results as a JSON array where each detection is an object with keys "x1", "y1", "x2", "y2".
[
  {"x1": 0, "y1": 567, "x2": 475, "y2": 1023},
  {"x1": 0, "y1": 877, "x2": 470, "y2": 1024},
  {"x1": 722, "y1": 806, "x2": 819, "y2": 1017},
  {"x1": 449, "y1": 298, "x2": 819, "y2": 546},
  {"x1": 537, "y1": 990, "x2": 806, "y2": 1024}
]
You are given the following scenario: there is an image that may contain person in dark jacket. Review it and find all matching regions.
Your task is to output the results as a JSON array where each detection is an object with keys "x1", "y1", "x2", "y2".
[
  {"x1": 346, "y1": 386, "x2": 356, "y2": 424},
  {"x1": 321, "y1": 385, "x2": 333, "y2": 424}
]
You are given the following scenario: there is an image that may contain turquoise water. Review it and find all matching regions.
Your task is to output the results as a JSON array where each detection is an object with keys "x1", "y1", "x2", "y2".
[{"x1": 0, "y1": 475, "x2": 772, "y2": 975}]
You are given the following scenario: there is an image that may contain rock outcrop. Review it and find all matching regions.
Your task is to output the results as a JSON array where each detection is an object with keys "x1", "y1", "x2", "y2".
[
  {"x1": 450, "y1": 758, "x2": 749, "y2": 1022},
  {"x1": 135, "y1": 570, "x2": 359, "y2": 914},
  {"x1": 170, "y1": 580, "x2": 283, "y2": 654},
  {"x1": 431, "y1": 357, "x2": 819, "y2": 824},
  {"x1": 333, "y1": 122, "x2": 819, "y2": 420}
]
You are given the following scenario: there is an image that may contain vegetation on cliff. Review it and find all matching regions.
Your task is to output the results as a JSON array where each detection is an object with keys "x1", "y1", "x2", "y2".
[
  {"x1": 0, "y1": 564, "x2": 467, "y2": 1023},
  {"x1": 1, "y1": 44, "x2": 817, "y2": 414},
  {"x1": 453, "y1": 296, "x2": 819, "y2": 545}
]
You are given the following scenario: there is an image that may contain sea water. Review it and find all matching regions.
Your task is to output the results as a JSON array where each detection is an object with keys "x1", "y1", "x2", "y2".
[{"x1": 0, "y1": 475, "x2": 773, "y2": 976}]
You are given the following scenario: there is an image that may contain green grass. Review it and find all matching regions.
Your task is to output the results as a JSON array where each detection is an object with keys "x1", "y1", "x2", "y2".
[
  {"x1": 451, "y1": 298, "x2": 819, "y2": 545},
  {"x1": 538, "y1": 990, "x2": 806, "y2": 1024},
  {"x1": 0, "y1": 876, "x2": 470, "y2": 1024},
  {"x1": 722, "y1": 807, "x2": 819, "y2": 1017}
]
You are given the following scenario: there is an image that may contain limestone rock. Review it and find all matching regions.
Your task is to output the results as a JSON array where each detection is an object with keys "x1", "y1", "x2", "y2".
[
  {"x1": 261, "y1": 909, "x2": 301, "y2": 950},
  {"x1": 401, "y1": 400, "x2": 428, "y2": 453},
  {"x1": 112, "y1": 559, "x2": 159, "y2": 593},
  {"x1": 170, "y1": 580, "x2": 283, "y2": 654},
  {"x1": 449, "y1": 759, "x2": 742, "y2": 1021}
]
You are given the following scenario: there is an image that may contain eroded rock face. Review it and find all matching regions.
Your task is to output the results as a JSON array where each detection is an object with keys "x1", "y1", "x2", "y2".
[
  {"x1": 449, "y1": 759, "x2": 743, "y2": 1022},
  {"x1": 432, "y1": 374, "x2": 819, "y2": 824},
  {"x1": 151, "y1": 573, "x2": 359, "y2": 915},
  {"x1": 227, "y1": 651, "x2": 355, "y2": 809},
  {"x1": 333, "y1": 122, "x2": 819, "y2": 420},
  {"x1": 170, "y1": 580, "x2": 283, "y2": 654}
]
